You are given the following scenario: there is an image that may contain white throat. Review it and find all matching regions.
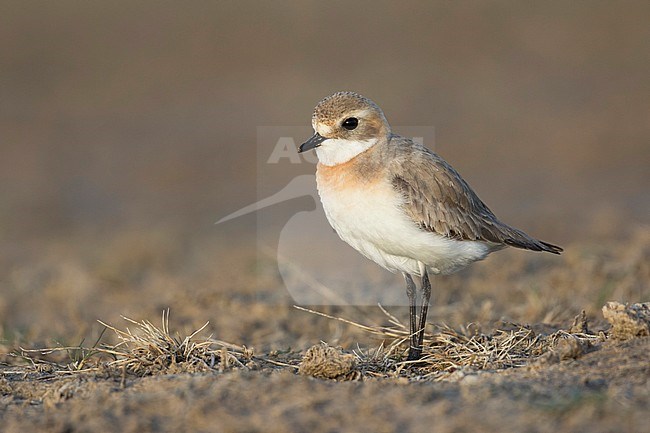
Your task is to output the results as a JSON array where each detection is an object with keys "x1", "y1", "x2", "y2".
[{"x1": 315, "y1": 138, "x2": 377, "y2": 166}]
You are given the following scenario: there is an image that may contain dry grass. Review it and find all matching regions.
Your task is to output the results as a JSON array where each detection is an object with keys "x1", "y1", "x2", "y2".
[
  {"x1": 295, "y1": 305, "x2": 603, "y2": 381},
  {"x1": 15, "y1": 310, "x2": 258, "y2": 378},
  {"x1": 3, "y1": 300, "x2": 649, "y2": 433},
  {"x1": 8, "y1": 300, "x2": 644, "y2": 384},
  {"x1": 95, "y1": 310, "x2": 255, "y2": 375}
]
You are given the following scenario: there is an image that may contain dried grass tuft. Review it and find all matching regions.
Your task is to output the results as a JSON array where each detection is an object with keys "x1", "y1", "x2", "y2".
[
  {"x1": 96, "y1": 310, "x2": 253, "y2": 375},
  {"x1": 17, "y1": 310, "x2": 254, "y2": 377},
  {"x1": 295, "y1": 305, "x2": 602, "y2": 380}
]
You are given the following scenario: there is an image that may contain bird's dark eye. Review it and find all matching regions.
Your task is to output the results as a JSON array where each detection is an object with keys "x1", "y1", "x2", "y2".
[{"x1": 342, "y1": 117, "x2": 358, "y2": 131}]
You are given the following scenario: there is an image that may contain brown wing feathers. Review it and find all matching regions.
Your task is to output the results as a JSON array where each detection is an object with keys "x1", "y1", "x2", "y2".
[{"x1": 389, "y1": 138, "x2": 563, "y2": 255}]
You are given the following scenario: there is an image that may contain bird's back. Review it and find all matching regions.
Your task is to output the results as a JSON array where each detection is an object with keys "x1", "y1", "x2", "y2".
[{"x1": 383, "y1": 135, "x2": 563, "y2": 255}]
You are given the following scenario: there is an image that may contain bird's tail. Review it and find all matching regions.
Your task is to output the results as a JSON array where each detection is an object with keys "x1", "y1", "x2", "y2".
[{"x1": 502, "y1": 228, "x2": 563, "y2": 255}]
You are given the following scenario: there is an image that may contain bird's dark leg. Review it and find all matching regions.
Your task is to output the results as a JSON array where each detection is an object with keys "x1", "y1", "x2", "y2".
[
  {"x1": 416, "y1": 269, "x2": 431, "y2": 353},
  {"x1": 403, "y1": 273, "x2": 420, "y2": 361}
]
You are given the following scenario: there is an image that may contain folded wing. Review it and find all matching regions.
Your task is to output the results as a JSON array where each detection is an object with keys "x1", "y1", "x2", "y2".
[{"x1": 388, "y1": 137, "x2": 563, "y2": 255}]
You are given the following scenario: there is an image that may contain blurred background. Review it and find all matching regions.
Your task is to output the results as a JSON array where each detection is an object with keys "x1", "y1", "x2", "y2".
[{"x1": 0, "y1": 1, "x2": 648, "y2": 349}]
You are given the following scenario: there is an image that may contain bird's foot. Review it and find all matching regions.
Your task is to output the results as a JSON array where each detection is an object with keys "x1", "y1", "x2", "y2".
[{"x1": 406, "y1": 347, "x2": 422, "y2": 362}]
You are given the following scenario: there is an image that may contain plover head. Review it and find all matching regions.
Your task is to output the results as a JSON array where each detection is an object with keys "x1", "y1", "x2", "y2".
[{"x1": 299, "y1": 91, "x2": 391, "y2": 166}]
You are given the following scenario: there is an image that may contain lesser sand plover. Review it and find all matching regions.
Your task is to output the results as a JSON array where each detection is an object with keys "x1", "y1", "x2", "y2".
[{"x1": 299, "y1": 91, "x2": 562, "y2": 361}]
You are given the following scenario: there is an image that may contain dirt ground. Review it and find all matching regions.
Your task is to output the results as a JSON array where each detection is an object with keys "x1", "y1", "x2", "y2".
[
  {"x1": 0, "y1": 337, "x2": 648, "y2": 433},
  {"x1": 0, "y1": 223, "x2": 648, "y2": 433}
]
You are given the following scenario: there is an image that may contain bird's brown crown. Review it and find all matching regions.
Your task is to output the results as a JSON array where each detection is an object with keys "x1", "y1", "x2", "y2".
[{"x1": 312, "y1": 91, "x2": 390, "y2": 140}]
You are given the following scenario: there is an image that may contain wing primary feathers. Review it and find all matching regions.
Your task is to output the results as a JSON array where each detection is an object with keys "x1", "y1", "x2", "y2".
[{"x1": 388, "y1": 136, "x2": 562, "y2": 255}]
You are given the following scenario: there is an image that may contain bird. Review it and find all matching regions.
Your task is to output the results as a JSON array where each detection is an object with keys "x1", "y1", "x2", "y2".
[{"x1": 298, "y1": 91, "x2": 562, "y2": 361}]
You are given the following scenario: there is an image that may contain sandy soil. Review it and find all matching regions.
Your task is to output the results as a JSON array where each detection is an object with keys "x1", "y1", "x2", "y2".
[
  {"x1": 0, "y1": 224, "x2": 648, "y2": 433},
  {"x1": 1, "y1": 337, "x2": 648, "y2": 433}
]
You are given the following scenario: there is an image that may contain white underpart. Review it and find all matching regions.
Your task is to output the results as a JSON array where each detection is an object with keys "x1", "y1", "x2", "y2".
[
  {"x1": 315, "y1": 138, "x2": 377, "y2": 166},
  {"x1": 316, "y1": 176, "x2": 491, "y2": 276}
]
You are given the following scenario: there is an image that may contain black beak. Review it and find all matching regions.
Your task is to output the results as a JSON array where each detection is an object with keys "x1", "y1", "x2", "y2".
[{"x1": 299, "y1": 133, "x2": 327, "y2": 153}]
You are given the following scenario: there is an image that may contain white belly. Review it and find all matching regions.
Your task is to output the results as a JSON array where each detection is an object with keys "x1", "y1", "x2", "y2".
[{"x1": 316, "y1": 178, "x2": 491, "y2": 276}]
